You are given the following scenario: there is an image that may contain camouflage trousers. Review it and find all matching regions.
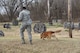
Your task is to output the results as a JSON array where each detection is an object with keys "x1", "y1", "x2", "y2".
[{"x1": 20, "y1": 24, "x2": 32, "y2": 43}]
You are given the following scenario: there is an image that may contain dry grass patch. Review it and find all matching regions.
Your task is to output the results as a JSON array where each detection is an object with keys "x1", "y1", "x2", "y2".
[
  {"x1": 0, "y1": 37, "x2": 80, "y2": 53},
  {"x1": 0, "y1": 23, "x2": 80, "y2": 53}
]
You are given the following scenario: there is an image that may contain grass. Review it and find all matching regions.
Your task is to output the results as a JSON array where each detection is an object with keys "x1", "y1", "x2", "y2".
[
  {"x1": 0, "y1": 22, "x2": 80, "y2": 53},
  {"x1": 0, "y1": 37, "x2": 80, "y2": 53},
  {"x1": 45, "y1": 23, "x2": 63, "y2": 28}
]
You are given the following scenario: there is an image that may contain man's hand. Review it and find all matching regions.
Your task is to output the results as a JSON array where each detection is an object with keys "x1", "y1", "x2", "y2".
[{"x1": 16, "y1": 17, "x2": 19, "y2": 21}]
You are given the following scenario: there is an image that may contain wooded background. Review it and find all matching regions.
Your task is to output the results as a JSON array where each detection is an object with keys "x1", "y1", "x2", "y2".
[{"x1": 0, "y1": 0, "x2": 80, "y2": 22}]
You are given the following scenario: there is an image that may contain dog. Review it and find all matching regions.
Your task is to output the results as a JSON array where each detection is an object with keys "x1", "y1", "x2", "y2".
[{"x1": 40, "y1": 30, "x2": 61, "y2": 40}]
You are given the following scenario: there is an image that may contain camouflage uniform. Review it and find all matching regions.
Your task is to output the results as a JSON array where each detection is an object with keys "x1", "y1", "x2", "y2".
[{"x1": 17, "y1": 9, "x2": 32, "y2": 44}]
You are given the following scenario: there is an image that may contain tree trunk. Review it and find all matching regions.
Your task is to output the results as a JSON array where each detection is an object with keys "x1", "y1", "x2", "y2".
[
  {"x1": 68, "y1": 0, "x2": 72, "y2": 38},
  {"x1": 47, "y1": 0, "x2": 53, "y2": 26}
]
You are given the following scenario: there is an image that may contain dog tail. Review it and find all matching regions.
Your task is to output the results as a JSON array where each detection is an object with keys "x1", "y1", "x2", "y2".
[
  {"x1": 54, "y1": 30, "x2": 61, "y2": 33},
  {"x1": 50, "y1": 30, "x2": 61, "y2": 33}
]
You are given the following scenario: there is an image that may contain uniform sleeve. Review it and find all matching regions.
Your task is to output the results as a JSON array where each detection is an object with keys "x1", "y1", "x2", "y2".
[
  {"x1": 29, "y1": 11, "x2": 30, "y2": 14},
  {"x1": 17, "y1": 12, "x2": 23, "y2": 21}
]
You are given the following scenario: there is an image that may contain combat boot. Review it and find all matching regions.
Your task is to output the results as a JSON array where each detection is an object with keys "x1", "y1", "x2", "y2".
[
  {"x1": 21, "y1": 38, "x2": 25, "y2": 44},
  {"x1": 30, "y1": 40, "x2": 32, "y2": 45}
]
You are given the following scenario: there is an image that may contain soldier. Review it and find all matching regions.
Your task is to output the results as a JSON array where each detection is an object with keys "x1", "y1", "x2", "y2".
[{"x1": 17, "y1": 7, "x2": 32, "y2": 44}]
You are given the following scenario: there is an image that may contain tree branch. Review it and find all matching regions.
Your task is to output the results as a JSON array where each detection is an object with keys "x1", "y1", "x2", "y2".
[
  {"x1": 1, "y1": 0, "x2": 11, "y2": 19},
  {"x1": 27, "y1": 0, "x2": 34, "y2": 6}
]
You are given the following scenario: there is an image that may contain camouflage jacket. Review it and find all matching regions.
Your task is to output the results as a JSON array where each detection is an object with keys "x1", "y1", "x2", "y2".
[{"x1": 17, "y1": 10, "x2": 32, "y2": 25}]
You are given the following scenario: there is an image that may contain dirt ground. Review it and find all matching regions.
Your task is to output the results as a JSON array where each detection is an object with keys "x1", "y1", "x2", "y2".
[{"x1": 0, "y1": 23, "x2": 80, "y2": 53}]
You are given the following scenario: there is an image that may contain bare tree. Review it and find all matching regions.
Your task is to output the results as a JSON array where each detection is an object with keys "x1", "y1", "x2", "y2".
[
  {"x1": 0, "y1": 0, "x2": 80, "y2": 23},
  {"x1": 68, "y1": 0, "x2": 72, "y2": 38},
  {"x1": 0, "y1": 0, "x2": 24, "y2": 21}
]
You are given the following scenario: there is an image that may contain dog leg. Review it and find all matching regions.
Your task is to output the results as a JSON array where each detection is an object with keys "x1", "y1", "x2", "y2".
[
  {"x1": 55, "y1": 36, "x2": 58, "y2": 41},
  {"x1": 47, "y1": 35, "x2": 51, "y2": 40},
  {"x1": 43, "y1": 38, "x2": 45, "y2": 40},
  {"x1": 41, "y1": 37, "x2": 45, "y2": 40},
  {"x1": 52, "y1": 34, "x2": 58, "y2": 41}
]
